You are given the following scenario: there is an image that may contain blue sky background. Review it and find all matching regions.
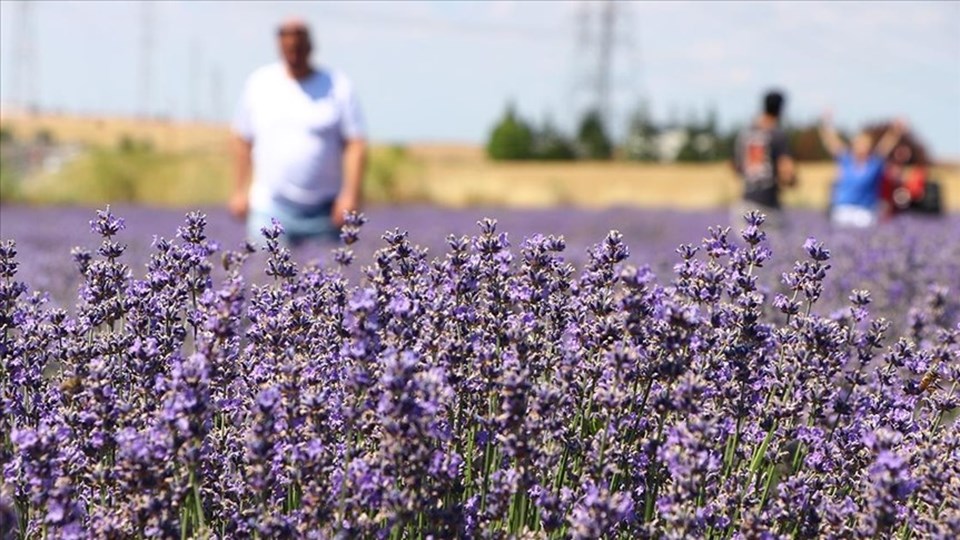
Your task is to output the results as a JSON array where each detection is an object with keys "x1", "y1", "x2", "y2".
[{"x1": 1, "y1": 1, "x2": 958, "y2": 159}]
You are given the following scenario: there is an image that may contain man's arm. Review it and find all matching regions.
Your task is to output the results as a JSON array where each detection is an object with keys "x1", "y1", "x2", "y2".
[
  {"x1": 331, "y1": 138, "x2": 367, "y2": 227},
  {"x1": 873, "y1": 119, "x2": 906, "y2": 160},
  {"x1": 777, "y1": 155, "x2": 797, "y2": 188},
  {"x1": 818, "y1": 111, "x2": 846, "y2": 158},
  {"x1": 731, "y1": 131, "x2": 743, "y2": 174},
  {"x1": 230, "y1": 135, "x2": 253, "y2": 220}
]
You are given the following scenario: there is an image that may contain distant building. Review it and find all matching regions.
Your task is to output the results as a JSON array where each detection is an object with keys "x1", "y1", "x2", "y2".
[{"x1": 654, "y1": 129, "x2": 689, "y2": 162}]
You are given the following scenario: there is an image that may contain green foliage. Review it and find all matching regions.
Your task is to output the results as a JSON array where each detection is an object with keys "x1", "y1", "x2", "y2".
[
  {"x1": 624, "y1": 101, "x2": 659, "y2": 162},
  {"x1": 576, "y1": 110, "x2": 612, "y2": 160},
  {"x1": 0, "y1": 126, "x2": 22, "y2": 200},
  {"x1": 675, "y1": 106, "x2": 721, "y2": 163},
  {"x1": 532, "y1": 118, "x2": 576, "y2": 161},
  {"x1": 486, "y1": 104, "x2": 534, "y2": 161},
  {"x1": 34, "y1": 129, "x2": 55, "y2": 146},
  {"x1": 715, "y1": 129, "x2": 739, "y2": 162},
  {"x1": 786, "y1": 124, "x2": 832, "y2": 162},
  {"x1": 117, "y1": 134, "x2": 155, "y2": 154},
  {"x1": 20, "y1": 145, "x2": 231, "y2": 206},
  {"x1": 0, "y1": 158, "x2": 21, "y2": 202},
  {"x1": 0, "y1": 126, "x2": 14, "y2": 145},
  {"x1": 676, "y1": 133, "x2": 719, "y2": 163},
  {"x1": 364, "y1": 144, "x2": 424, "y2": 202}
]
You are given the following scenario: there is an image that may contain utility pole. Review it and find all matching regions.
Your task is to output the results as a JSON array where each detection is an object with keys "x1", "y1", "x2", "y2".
[
  {"x1": 189, "y1": 39, "x2": 203, "y2": 121},
  {"x1": 139, "y1": 1, "x2": 154, "y2": 118},
  {"x1": 596, "y1": 0, "x2": 615, "y2": 127},
  {"x1": 10, "y1": 0, "x2": 39, "y2": 114},
  {"x1": 574, "y1": 0, "x2": 623, "y2": 130}
]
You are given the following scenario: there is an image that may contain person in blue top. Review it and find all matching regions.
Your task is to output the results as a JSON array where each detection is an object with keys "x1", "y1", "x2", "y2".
[{"x1": 819, "y1": 111, "x2": 906, "y2": 228}]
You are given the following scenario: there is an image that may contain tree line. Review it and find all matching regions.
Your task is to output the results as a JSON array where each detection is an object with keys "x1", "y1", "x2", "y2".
[{"x1": 486, "y1": 102, "x2": 839, "y2": 163}]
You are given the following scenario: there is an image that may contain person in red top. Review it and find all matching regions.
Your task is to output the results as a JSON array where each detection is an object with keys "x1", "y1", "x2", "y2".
[{"x1": 879, "y1": 143, "x2": 928, "y2": 220}]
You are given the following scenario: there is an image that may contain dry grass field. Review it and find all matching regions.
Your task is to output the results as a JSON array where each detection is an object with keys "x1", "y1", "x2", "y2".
[
  {"x1": 403, "y1": 144, "x2": 960, "y2": 211},
  {"x1": 3, "y1": 113, "x2": 958, "y2": 211},
  {"x1": 0, "y1": 112, "x2": 229, "y2": 153}
]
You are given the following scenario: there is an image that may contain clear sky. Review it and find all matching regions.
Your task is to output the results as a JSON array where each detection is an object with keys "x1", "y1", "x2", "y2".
[{"x1": 1, "y1": 1, "x2": 958, "y2": 159}]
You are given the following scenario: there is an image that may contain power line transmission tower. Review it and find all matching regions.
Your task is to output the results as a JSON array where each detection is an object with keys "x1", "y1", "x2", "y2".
[
  {"x1": 189, "y1": 39, "x2": 203, "y2": 121},
  {"x1": 573, "y1": 0, "x2": 628, "y2": 132},
  {"x1": 10, "y1": 0, "x2": 39, "y2": 114},
  {"x1": 139, "y1": 1, "x2": 154, "y2": 118},
  {"x1": 571, "y1": 1, "x2": 593, "y2": 120},
  {"x1": 616, "y1": 3, "x2": 647, "y2": 141},
  {"x1": 596, "y1": 0, "x2": 616, "y2": 127}
]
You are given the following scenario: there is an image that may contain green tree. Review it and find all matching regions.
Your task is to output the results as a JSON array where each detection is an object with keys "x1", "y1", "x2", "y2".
[
  {"x1": 0, "y1": 126, "x2": 14, "y2": 145},
  {"x1": 675, "y1": 107, "x2": 718, "y2": 162},
  {"x1": 486, "y1": 103, "x2": 534, "y2": 161},
  {"x1": 786, "y1": 123, "x2": 832, "y2": 161},
  {"x1": 716, "y1": 127, "x2": 740, "y2": 162},
  {"x1": 532, "y1": 116, "x2": 575, "y2": 161},
  {"x1": 624, "y1": 100, "x2": 659, "y2": 161},
  {"x1": 576, "y1": 109, "x2": 613, "y2": 160},
  {"x1": 704, "y1": 104, "x2": 718, "y2": 138},
  {"x1": 34, "y1": 129, "x2": 55, "y2": 146},
  {"x1": 117, "y1": 134, "x2": 155, "y2": 154},
  {"x1": 0, "y1": 157, "x2": 20, "y2": 202}
]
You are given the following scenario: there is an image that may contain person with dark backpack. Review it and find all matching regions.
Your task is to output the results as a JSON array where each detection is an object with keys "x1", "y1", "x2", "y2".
[{"x1": 731, "y1": 90, "x2": 798, "y2": 230}]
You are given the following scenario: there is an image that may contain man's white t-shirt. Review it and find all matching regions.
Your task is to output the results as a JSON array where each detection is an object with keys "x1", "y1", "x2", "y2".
[{"x1": 233, "y1": 63, "x2": 366, "y2": 210}]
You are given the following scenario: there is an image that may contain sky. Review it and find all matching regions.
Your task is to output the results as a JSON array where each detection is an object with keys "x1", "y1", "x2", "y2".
[{"x1": 1, "y1": 0, "x2": 959, "y2": 159}]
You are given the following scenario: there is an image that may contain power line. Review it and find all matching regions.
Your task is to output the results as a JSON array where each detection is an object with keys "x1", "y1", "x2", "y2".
[
  {"x1": 139, "y1": 1, "x2": 154, "y2": 118},
  {"x1": 190, "y1": 39, "x2": 203, "y2": 121},
  {"x1": 573, "y1": 0, "x2": 636, "y2": 132},
  {"x1": 11, "y1": 0, "x2": 38, "y2": 113},
  {"x1": 596, "y1": 0, "x2": 615, "y2": 126},
  {"x1": 315, "y1": 5, "x2": 564, "y2": 41}
]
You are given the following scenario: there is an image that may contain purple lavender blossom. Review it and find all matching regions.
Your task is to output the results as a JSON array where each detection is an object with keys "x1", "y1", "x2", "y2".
[{"x1": 0, "y1": 206, "x2": 957, "y2": 538}]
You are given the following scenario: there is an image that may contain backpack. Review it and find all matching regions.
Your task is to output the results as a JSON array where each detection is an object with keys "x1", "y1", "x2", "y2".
[{"x1": 910, "y1": 179, "x2": 943, "y2": 215}]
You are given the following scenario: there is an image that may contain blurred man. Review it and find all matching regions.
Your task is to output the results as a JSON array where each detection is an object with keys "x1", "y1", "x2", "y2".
[
  {"x1": 732, "y1": 90, "x2": 797, "y2": 229},
  {"x1": 231, "y1": 18, "x2": 367, "y2": 245}
]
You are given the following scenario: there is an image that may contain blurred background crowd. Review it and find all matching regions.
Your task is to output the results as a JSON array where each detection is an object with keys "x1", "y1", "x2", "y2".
[{"x1": 0, "y1": 1, "x2": 958, "y2": 227}]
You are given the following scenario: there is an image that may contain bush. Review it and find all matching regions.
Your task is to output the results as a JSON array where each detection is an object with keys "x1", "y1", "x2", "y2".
[
  {"x1": 33, "y1": 128, "x2": 55, "y2": 146},
  {"x1": 0, "y1": 159, "x2": 20, "y2": 202},
  {"x1": 576, "y1": 109, "x2": 613, "y2": 160},
  {"x1": 365, "y1": 144, "x2": 422, "y2": 203},
  {"x1": 117, "y1": 134, "x2": 155, "y2": 154},
  {"x1": 487, "y1": 104, "x2": 535, "y2": 160},
  {"x1": 787, "y1": 124, "x2": 833, "y2": 162},
  {"x1": 0, "y1": 126, "x2": 14, "y2": 145},
  {"x1": 532, "y1": 120, "x2": 576, "y2": 161},
  {"x1": 18, "y1": 145, "x2": 232, "y2": 207}
]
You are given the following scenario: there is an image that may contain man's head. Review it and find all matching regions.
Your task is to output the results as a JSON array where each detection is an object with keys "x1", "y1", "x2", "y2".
[
  {"x1": 277, "y1": 18, "x2": 312, "y2": 76},
  {"x1": 763, "y1": 90, "x2": 785, "y2": 120}
]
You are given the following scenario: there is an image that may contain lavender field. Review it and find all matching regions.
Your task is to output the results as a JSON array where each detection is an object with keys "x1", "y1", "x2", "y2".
[
  {"x1": 2, "y1": 205, "x2": 958, "y2": 329},
  {"x1": 1, "y1": 204, "x2": 958, "y2": 538}
]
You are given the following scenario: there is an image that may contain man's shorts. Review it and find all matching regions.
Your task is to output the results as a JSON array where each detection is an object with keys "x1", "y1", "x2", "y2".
[{"x1": 247, "y1": 197, "x2": 339, "y2": 248}]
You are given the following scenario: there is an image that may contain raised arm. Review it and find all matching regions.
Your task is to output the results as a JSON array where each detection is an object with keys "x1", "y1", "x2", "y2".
[
  {"x1": 818, "y1": 111, "x2": 847, "y2": 158},
  {"x1": 873, "y1": 119, "x2": 907, "y2": 160}
]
